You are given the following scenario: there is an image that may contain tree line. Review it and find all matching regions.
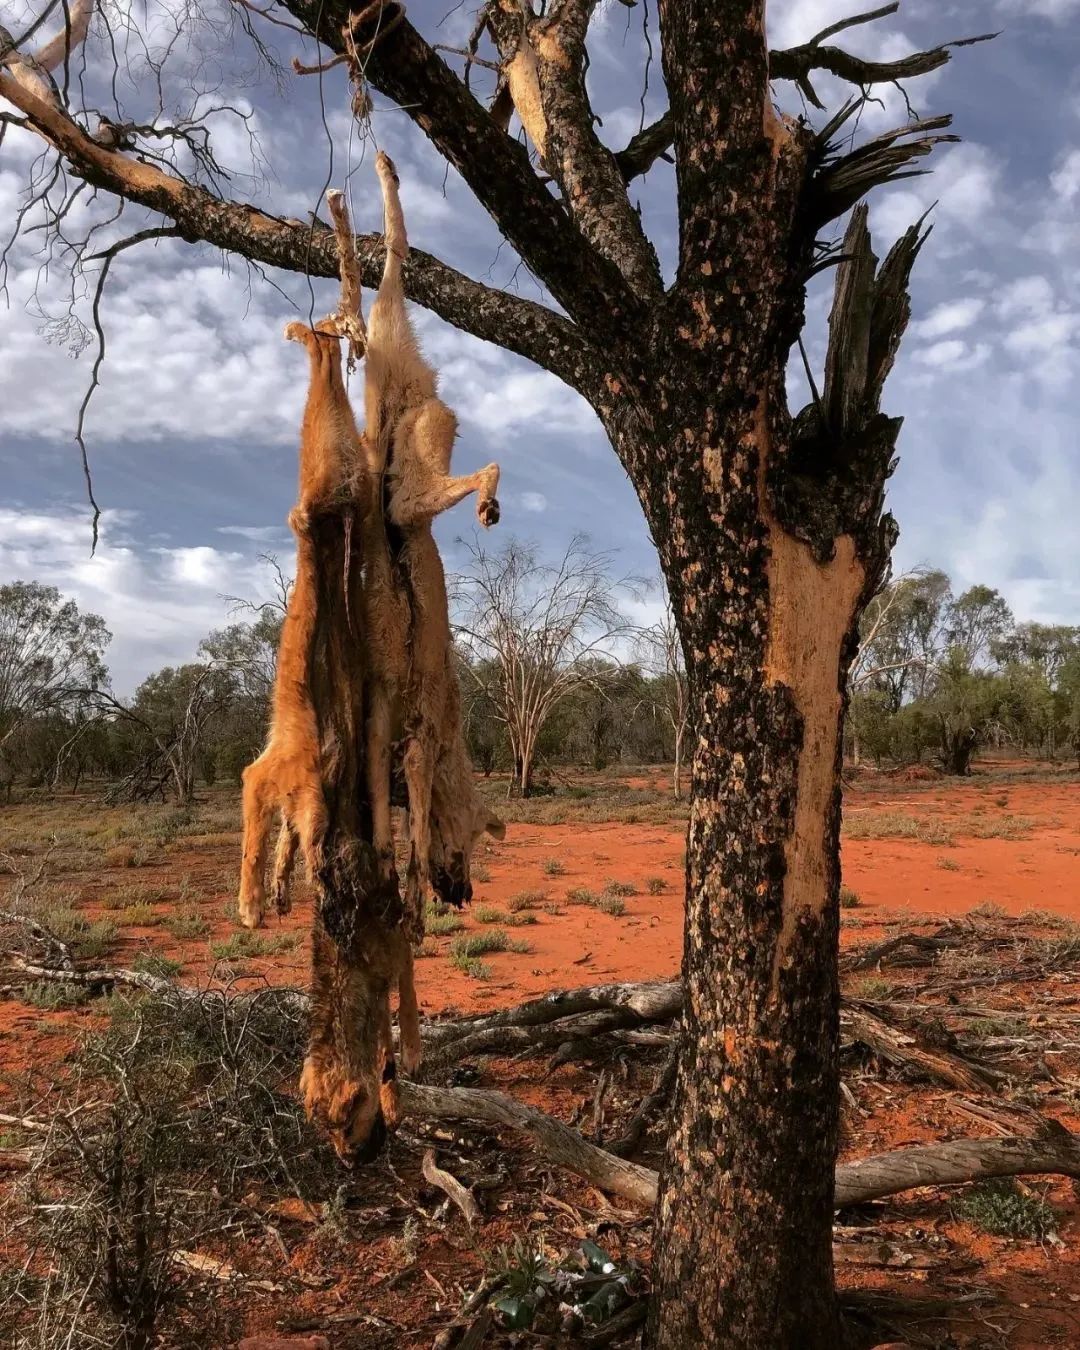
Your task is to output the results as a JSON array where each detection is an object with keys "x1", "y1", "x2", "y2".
[
  {"x1": 849, "y1": 572, "x2": 1080, "y2": 776},
  {"x1": 1, "y1": 556, "x2": 1077, "y2": 805}
]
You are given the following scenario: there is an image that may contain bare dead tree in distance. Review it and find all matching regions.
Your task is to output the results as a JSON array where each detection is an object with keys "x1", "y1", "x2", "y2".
[
  {"x1": 0, "y1": 1, "x2": 997, "y2": 1343},
  {"x1": 636, "y1": 585, "x2": 690, "y2": 799},
  {"x1": 451, "y1": 534, "x2": 639, "y2": 797}
]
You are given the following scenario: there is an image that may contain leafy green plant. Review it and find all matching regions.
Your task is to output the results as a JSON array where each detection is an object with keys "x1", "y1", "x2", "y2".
[
  {"x1": 839, "y1": 886, "x2": 861, "y2": 910},
  {"x1": 953, "y1": 1180, "x2": 1056, "y2": 1239},
  {"x1": 542, "y1": 858, "x2": 565, "y2": 877},
  {"x1": 646, "y1": 877, "x2": 667, "y2": 895}
]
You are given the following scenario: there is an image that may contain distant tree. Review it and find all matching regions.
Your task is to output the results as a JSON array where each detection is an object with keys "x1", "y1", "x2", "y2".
[
  {"x1": 0, "y1": 580, "x2": 110, "y2": 747},
  {"x1": 452, "y1": 536, "x2": 638, "y2": 797},
  {"x1": 925, "y1": 650, "x2": 1008, "y2": 776},
  {"x1": 90, "y1": 663, "x2": 236, "y2": 805},
  {"x1": 1058, "y1": 652, "x2": 1080, "y2": 768},
  {"x1": 637, "y1": 594, "x2": 690, "y2": 798},
  {"x1": 852, "y1": 570, "x2": 950, "y2": 712},
  {"x1": 944, "y1": 585, "x2": 1013, "y2": 670},
  {"x1": 454, "y1": 651, "x2": 505, "y2": 777}
]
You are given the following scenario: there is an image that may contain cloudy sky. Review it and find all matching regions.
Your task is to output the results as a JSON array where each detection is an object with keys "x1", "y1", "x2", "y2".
[{"x1": 1, "y1": 0, "x2": 1078, "y2": 690}]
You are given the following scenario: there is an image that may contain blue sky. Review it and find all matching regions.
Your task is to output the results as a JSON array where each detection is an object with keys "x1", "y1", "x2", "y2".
[{"x1": 1, "y1": 0, "x2": 1079, "y2": 690}]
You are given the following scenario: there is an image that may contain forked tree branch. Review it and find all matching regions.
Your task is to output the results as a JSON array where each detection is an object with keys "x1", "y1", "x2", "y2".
[
  {"x1": 276, "y1": 0, "x2": 643, "y2": 327},
  {"x1": 771, "y1": 7, "x2": 997, "y2": 113},
  {"x1": 0, "y1": 68, "x2": 598, "y2": 393},
  {"x1": 480, "y1": 0, "x2": 663, "y2": 299},
  {"x1": 614, "y1": 5, "x2": 993, "y2": 185}
]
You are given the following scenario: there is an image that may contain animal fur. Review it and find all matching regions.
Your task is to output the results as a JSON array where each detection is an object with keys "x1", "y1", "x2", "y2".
[
  {"x1": 236, "y1": 322, "x2": 361, "y2": 932},
  {"x1": 237, "y1": 315, "x2": 424, "y2": 1085},
  {"x1": 362, "y1": 150, "x2": 503, "y2": 946}
]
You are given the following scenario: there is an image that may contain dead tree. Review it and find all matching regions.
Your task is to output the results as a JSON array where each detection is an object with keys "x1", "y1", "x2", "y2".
[{"x1": 0, "y1": 2, "x2": 994, "y2": 1344}]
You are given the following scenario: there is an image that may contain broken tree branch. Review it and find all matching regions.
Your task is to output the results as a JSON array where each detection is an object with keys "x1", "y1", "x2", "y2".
[
  {"x1": 421, "y1": 1148, "x2": 482, "y2": 1227},
  {"x1": 844, "y1": 1005, "x2": 1002, "y2": 1094},
  {"x1": 400, "y1": 1080, "x2": 658, "y2": 1209},
  {"x1": 771, "y1": 13, "x2": 996, "y2": 113}
]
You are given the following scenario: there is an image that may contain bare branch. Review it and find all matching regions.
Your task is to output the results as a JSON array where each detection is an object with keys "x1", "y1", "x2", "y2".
[
  {"x1": 0, "y1": 67, "x2": 597, "y2": 391},
  {"x1": 771, "y1": 14, "x2": 997, "y2": 113},
  {"x1": 277, "y1": 0, "x2": 644, "y2": 326},
  {"x1": 74, "y1": 226, "x2": 181, "y2": 553}
]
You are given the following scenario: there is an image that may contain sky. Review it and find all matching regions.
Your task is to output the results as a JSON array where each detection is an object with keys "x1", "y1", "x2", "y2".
[{"x1": 1, "y1": 0, "x2": 1079, "y2": 691}]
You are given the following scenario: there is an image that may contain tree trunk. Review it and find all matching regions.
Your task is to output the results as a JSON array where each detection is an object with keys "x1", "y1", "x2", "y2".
[
  {"x1": 647, "y1": 534, "x2": 863, "y2": 1347},
  {"x1": 942, "y1": 726, "x2": 977, "y2": 776},
  {"x1": 624, "y1": 193, "x2": 909, "y2": 1346},
  {"x1": 672, "y1": 725, "x2": 683, "y2": 801}
]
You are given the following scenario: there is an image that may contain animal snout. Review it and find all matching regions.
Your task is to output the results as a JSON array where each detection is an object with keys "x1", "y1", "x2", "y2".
[{"x1": 335, "y1": 1108, "x2": 388, "y2": 1167}]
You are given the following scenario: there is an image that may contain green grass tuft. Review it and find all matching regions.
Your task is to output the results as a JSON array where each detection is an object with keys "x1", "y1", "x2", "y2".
[
  {"x1": 23, "y1": 981, "x2": 93, "y2": 1010},
  {"x1": 166, "y1": 909, "x2": 209, "y2": 940},
  {"x1": 953, "y1": 1180, "x2": 1056, "y2": 1239},
  {"x1": 507, "y1": 890, "x2": 546, "y2": 913},
  {"x1": 209, "y1": 931, "x2": 300, "y2": 960}
]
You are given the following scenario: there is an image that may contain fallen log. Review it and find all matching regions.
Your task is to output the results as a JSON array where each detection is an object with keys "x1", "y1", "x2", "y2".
[
  {"x1": 400, "y1": 1081, "x2": 1080, "y2": 1213},
  {"x1": 843, "y1": 1005, "x2": 1003, "y2": 1094},
  {"x1": 399, "y1": 1081, "x2": 658, "y2": 1209}
]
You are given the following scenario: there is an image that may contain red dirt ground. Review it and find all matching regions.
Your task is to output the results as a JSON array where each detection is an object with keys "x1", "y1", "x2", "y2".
[{"x1": 1, "y1": 762, "x2": 1078, "y2": 1347}]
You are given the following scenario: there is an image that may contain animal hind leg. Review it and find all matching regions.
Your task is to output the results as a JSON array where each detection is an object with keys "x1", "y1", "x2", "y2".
[
  {"x1": 365, "y1": 687, "x2": 396, "y2": 889},
  {"x1": 401, "y1": 732, "x2": 435, "y2": 946},
  {"x1": 238, "y1": 758, "x2": 275, "y2": 929},
  {"x1": 376, "y1": 149, "x2": 407, "y2": 276},
  {"x1": 269, "y1": 816, "x2": 300, "y2": 916},
  {"x1": 293, "y1": 777, "x2": 329, "y2": 896}
]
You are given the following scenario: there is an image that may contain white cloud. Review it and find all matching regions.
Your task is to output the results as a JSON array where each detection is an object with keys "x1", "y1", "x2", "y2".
[
  {"x1": 520, "y1": 492, "x2": 548, "y2": 513},
  {"x1": 1050, "y1": 148, "x2": 1080, "y2": 202},
  {"x1": 911, "y1": 339, "x2": 991, "y2": 373},
  {"x1": 0, "y1": 507, "x2": 288, "y2": 692},
  {"x1": 998, "y1": 0, "x2": 1080, "y2": 18},
  {"x1": 911, "y1": 298, "x2": 985, "y2": 339}
]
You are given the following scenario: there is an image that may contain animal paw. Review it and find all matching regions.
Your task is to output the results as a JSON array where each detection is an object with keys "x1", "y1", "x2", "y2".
[
  {"x1": 375, "y1": 149, "x2": 399, "y2": 186},
  {"x1": 287, "y1": 504, "x2": 311, "y2": 536},
  {"x1": 237, "y1": 887, "x2": 264, "y2": 930},
  {"x1": 269, "y1": 877, "x2": 292, "y2": 917},
  {"x1": 477, "y1": 496, "x2": 500, "y2": 528}
]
